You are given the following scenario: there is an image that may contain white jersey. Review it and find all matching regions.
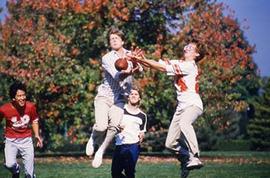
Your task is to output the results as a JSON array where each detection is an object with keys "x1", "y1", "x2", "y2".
[
  {"x1": 97, "y1": 49, "x2": 133, "y2": 101},
  {"x1": 97, "y1": 49, "x2": 143, "y2": 102},
  {"x1": 115, "y1": 105, "x2": 147, "y2": 145},
  {"x1": 160, "y1": 59, "x2": 203, "y2": 111}
]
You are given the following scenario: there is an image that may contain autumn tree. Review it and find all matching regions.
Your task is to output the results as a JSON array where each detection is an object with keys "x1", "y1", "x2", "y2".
[{"x1": 0, "y1": 0, "x2": 260, "y2": 151}]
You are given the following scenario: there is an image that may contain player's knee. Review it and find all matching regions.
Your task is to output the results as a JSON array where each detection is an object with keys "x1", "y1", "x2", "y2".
[
  {"x1": 94, "y1": 126, "x2": 107, "y2": 132},
  {"x1": 4, "y1": 162, "x2": 16, "y2": 169},
  {"x1": 108, "y1": 119, "x2": 122, "y2": 130},
  {"x1": 94, "y1": 123, "x2": 108, "y2": 132},
  {"x1": 165, "y1": 139, "x2": 173, "y2": 150}
]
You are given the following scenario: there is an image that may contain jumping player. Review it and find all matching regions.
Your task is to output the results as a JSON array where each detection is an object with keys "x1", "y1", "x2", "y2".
[
  {"x1": 133, "y1": 42, "x2": 203, "y2": 177},
  {"x1": 86, "y1": 27, "x2": 142, "y2": 168},
  {"x1": 0, "y1": 82, "x2": 43, "y2": 178},
  {"x1": 111, "y1": 87, "x2": 147, "y2": 178}
]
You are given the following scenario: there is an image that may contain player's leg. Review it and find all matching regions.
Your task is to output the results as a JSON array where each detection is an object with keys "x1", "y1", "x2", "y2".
[
  {"x1": 124, "y1": 144, "x2": 140, "y2": 178},
  {"x1": 4, "y1": 138, "x2": 20, "y2": 178},
  {"x1": 165, "y1": 110, "x2": 182, "y2": 152},
  {"x1": 111, "y1": 146, "x2": 125, "y2": 178},
  {"x1": 179, "y1": 106, "x2": 203, "y2": 170},
  {"x1": 178, "y1": 134, "x2": 191, "y2": 178},
  {"x1": 18, "y1": 137, "x2": 36, "y2": 178},
  {"x1": 86, "y1": 130, "x2": 106, "y2": 156},
  {"x1": 86, "y1": 96, "x2": 111, "y2": 156},
  {"x1": 92, "y1": 101, "x2": 124, "y2": 168}
]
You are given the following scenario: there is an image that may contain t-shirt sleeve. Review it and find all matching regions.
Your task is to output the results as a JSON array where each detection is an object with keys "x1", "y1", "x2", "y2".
[
  {"x1": 139, "y1": 113, "x2": 147, "y2": 132},
  {"x1": 162, "y1": 60, "x2": 192, "y2": 76}
]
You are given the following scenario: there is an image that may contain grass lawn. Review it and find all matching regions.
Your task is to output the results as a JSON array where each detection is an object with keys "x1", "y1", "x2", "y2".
[{"x1": 0, "y1": 152, "x2": 269, "y2": 178}]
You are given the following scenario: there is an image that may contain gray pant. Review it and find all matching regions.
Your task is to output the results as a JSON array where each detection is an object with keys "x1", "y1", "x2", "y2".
[
  {"x1": 91, "y1": 95, "x2": 125, "y2": 152},
  {"x1": 165, "y1": 105, "x2": 203, "y2": 156},
  {"x1": 4, "y1": 137, "x2": 35, "y2": 177},
  {"x1": 93, "y1": 95, "x2": 125, "y2": 132}
]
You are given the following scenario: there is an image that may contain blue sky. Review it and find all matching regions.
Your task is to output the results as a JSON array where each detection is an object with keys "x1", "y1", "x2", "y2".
[
  {"x1": 218, "y1": 0, "x2": 270, "y2": 77},
  {"x1": 0, "y1": 0, "x2": 269, "y2": 76}
]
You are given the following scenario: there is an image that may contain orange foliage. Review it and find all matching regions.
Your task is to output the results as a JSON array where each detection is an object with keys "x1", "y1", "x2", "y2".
[
  {"x1": 137, "y1": 77, "x2": 154, "y2": 90},
  {"x1": 19, "y1": 0, "x2": 108, "y2": 14}
]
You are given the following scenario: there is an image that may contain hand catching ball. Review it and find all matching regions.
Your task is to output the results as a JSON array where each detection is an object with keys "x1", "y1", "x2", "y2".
[{"x1": 115, "y1": 58, "x2": 128, "y2": 71}]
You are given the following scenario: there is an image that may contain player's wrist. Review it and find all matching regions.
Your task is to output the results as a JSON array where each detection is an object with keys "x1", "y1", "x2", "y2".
[{"x1": 34, "y1": 134, "x2": 40, "y2": 139}]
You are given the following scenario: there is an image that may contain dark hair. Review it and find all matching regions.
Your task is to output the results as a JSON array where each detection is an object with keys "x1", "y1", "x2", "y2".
[
  {"x1": 195, "y1": 49, "x2": 205, "y2": 62},
  {"x1": 107, "y1": 27, "x2": 125, "y2": 44},
  {"x1": 9, "y1": 82, "x2": 27, "y2": 99}
]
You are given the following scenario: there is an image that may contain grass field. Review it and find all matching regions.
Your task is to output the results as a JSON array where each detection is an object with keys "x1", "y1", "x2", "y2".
[{"x1": 0, "y1": 152, "x2": 270, "y2": 178}]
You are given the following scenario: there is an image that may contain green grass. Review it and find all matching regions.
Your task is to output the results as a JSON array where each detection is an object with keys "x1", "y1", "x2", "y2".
[
  {"x1": 200, "y1": 151, "x2": 270, "y2": 158},
  {"x1": 0, "y1": 151, "x2": 269, "y2": 178},
  {"x1": 0, "y1": 160, "x2": 269, "y2": 178}
]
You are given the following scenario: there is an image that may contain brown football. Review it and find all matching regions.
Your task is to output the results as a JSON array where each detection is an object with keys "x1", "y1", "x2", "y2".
[{"x1": 115, "y1": 58, "x2": 128, "y2": 71}]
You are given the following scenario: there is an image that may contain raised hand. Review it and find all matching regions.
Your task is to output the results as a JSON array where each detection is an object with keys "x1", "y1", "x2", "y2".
[{"x1": 127, "y1": 47, "x2": 144, "y2": 62}]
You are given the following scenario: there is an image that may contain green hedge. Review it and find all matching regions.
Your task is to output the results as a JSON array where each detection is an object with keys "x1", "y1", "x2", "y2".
[{"x1": 214, "y1": 139, "x2": 251, "y2": 151}]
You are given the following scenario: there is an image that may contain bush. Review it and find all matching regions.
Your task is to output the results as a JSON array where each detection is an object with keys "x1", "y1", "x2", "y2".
[{"x1": 214, "y1": 139, "x2": 251, "y2": 151}]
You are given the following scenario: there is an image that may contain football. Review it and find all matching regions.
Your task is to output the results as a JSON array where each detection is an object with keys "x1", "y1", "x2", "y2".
[{"x1": 115, "y1": 58, "x2": 128, "y2": 71}]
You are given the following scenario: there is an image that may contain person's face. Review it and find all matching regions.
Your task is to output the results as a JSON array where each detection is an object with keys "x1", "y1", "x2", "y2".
[
  {"x1": 109, "y1": 34, "x2": 124, "y2": 50},
  {"x1": 184, "y1": 43, "x2": 199, "y2": 59},
  {"x1": 14, "y1": 89, "x2": 26, "y2": 107},
  {"x1": 128, "y1": 89, "x2": 140, "y2": 106}
]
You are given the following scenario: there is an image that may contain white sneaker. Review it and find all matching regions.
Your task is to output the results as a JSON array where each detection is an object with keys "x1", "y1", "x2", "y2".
[
  {"x1": 186, "y1": 157, "x2": 203, "y2": 170},
  {"x1": 92, "y1": 150, "x2": 103, "y2": 168},
  {"x1": 86, "y1": 137, "x2": 95, "y2": 156}
]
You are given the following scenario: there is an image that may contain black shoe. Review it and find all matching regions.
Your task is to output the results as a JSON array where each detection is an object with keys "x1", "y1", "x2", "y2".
[
  {"x1": 180, "y1": 162, "x2": 189, "y2": 178},
  {"x1": 12, "y1": 172, "x2": 20, "y2": 178}
]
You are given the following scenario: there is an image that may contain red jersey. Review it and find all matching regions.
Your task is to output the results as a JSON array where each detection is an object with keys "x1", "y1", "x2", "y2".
[{"x1": 0, "y1": 101, "x2": 39, "y2": 138}]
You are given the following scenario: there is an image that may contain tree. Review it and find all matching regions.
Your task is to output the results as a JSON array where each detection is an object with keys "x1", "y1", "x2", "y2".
[
  {"x1": 0, "y1": 0, "x2": 260, "y2": 151},
  {"x1": 248, "y1": 77, "x2": 270, "y2": 151}
]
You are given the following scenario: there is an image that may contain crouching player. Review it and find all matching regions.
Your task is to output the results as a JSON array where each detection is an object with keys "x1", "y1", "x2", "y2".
[
  {"x1": 0, "y1": 82, "x2": 43, "y2": 178},
  {"x1": 111, "y1": 87, "x2": 147, "y2": 178}
]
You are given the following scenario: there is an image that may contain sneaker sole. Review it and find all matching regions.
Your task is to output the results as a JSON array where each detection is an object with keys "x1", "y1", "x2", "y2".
[
  {"x1": 186, "y1": 164, "x2": 204, "y2": 170},
  {"x1": 92, "y1": 155, "x2": 103, "y2": 168},
  {"x1": 86, "y1": 141, "x2": 94, "y2": 156}
]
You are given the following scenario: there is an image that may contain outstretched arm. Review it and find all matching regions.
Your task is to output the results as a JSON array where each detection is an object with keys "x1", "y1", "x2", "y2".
[{"x1": 135, "y1": 55, "x2": 167, "y2": 72}]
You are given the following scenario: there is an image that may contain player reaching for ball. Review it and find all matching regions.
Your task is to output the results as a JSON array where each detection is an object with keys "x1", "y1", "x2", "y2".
[
  {"x1": 133, "y1": 42, "x2": 204, "y2": 178},
  {"x1": 86, "y1": 27, "x2": 143, "y2": 168}
]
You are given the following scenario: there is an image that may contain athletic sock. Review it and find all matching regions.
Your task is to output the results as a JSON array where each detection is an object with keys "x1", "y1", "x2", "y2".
[{"x1": 98, "y1": 127, "x2": 117, "y2": 153}]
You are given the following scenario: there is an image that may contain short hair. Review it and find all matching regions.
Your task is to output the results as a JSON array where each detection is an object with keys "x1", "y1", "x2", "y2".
[
  {"x1": 186, "y1": 41, "x2": 205, "y2": 62},
  {"x1": 195, "y1": 49, "x2": 205, "y2": 62},
  {"x1": 107, "y1": 27, "x2": 125, "y2": 44},
  {"x1": 130, "y1": 85, "x2": 141, "y2": 98},
  {"x1": 9, "y1": 82, "x2": 27, "y2": 99}
]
